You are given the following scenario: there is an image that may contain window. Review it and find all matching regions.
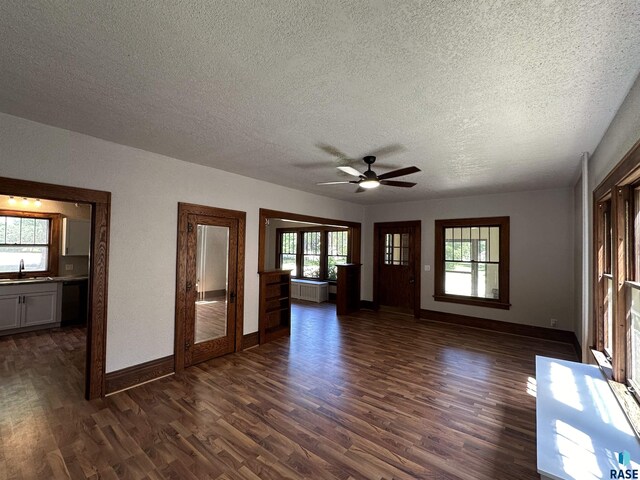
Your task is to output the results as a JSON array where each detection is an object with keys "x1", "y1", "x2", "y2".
[
  {"x1": 303, "y1": 231, "x2": 321, "y2": 278},
  {"x1": 592, "y1": 138, "x2": 640, "y2": 400},
  {"x1": 276, "y1": 228, "x2": 350, "y2": 281},
  {"x1": 279, "y1": 231, "x2": 297, "y2": 277},
  {"x1": 384, "y1": 233, "x2": 409, "y2": 265},
  {"x1": 327, "y1": 231, "x2": 348, "y2": 280},
  {"x1": 434, "y1": 217, "x2": 510, "y2": 309},
  {"x1": 0, "y1": 211, "x2": 59, "y2": 277}
]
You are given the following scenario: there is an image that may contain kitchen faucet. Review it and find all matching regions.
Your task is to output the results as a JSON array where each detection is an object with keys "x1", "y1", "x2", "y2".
[{"x1": 18, "y1": 259, "x2": 24, "y2": 278}]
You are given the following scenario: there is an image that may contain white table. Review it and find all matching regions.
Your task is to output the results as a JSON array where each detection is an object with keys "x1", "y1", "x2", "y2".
[{"x1": 536, "y1": 355, "x2": 640, "y2": 479}]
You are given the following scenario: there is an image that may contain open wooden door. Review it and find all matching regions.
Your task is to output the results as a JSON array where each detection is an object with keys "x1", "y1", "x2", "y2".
[
  {"x1": 373, "y1": 221, "x2": 421, "y2": 317},
  {"x1": 175, "y1": 203, "x2": 245, "y2": 371}
]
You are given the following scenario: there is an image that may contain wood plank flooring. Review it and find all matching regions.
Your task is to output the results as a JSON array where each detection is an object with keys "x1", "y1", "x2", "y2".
[{"x1": 0, "y1": 302, "x2": 576, "y2": 479}]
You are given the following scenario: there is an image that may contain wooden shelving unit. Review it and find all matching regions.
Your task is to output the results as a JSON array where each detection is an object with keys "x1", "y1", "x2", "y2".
[{"x1": 258, "y1": 270, "x2": 291, "y2": 344}]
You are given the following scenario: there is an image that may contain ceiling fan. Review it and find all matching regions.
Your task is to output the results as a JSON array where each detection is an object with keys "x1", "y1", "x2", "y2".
[{"x1": 317, "y1": 156, "x2": 420, "y2": 193}]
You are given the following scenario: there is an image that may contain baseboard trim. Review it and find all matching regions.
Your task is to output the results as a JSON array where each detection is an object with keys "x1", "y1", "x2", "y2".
[
  {"x1": 420, "y1": 309, "x2": 580, "y2": 353},
  {"x1": 105, "y1": 355, "x2": 174, "y2": 395},
  {"x1": 243, "y1": 332, "x2": 259, "y2": 350},
  {"x1": 360, "y1": 300, "x2": 375, "y2": 310},
  {"x1": 571, "y1": 335, "x2": 583, "y2": 362}
]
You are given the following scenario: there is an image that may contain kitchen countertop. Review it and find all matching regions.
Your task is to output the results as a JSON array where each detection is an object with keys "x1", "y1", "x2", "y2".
[{"x1": 0, "y1": 275, "x2": 88, "y2": 286}]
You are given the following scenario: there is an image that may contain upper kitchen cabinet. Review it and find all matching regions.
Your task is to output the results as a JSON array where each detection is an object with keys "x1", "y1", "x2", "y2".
[{"x1": 62, "y1": 218, "x2": 91, "y2": 256}]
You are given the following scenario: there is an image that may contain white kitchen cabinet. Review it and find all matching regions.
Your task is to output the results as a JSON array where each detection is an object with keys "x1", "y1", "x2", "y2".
[
  {"x1": 23, "y1": 290, "x2": 59, "y2": 326},
  {"x1": 0, "y1": 294, "x2": 21, "y2": 330},
  {"x1": 62, "y1": 218, "x2": 91, "y2": 256},
  {"x1": 0, "y1": 282, "x2": 61, "y2": 333}
]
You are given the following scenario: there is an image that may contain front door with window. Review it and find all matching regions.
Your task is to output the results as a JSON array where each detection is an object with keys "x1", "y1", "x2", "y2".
[{"x1": 374, "y1": 221, "x2": 421, "y2": 316}]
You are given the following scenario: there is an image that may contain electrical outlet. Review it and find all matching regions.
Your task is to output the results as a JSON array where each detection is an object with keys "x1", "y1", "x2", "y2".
[
  {"x1": 424, "y1": 265, "x2": 431, "y2": 272},
  {"x1": 550, "y1": 318, "x2": 557, "y2": 328},
  {"x1": 65, "y1": 264, "x2": 74, "y2": 271}
]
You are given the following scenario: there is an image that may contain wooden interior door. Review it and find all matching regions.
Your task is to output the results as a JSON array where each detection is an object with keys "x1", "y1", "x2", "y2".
[
  {"x1": 374, "y1": 221, "x2": 421, "y2": 317},
  {"x1": 175, "y1": 203, "x2": 246, "y2": 371}
]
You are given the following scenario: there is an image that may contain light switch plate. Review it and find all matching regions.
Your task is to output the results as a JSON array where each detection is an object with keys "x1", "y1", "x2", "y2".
[{"x1": 65, "y1": 264, "x2": 74, "y2": 271}]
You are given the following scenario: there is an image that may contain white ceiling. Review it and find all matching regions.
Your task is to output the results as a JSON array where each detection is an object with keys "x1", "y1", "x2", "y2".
[{"x1": 1, "y1": 1, "x2": 639, "y2": 204}]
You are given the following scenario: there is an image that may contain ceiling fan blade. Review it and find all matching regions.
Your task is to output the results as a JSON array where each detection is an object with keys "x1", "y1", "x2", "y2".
[
  {"x1": 338, "y1": 166, "x2": 364, "y2": 178},
  {"x1": 317, "y1": 181, "x2": 352, "y2": 185},
  {"x1": 377, "y1": 166, "x2": 421, "y2": 180},
  {"x1": 367, "y1": 144, "x2": 406, "y2": 158},
  {"x1": 380, "y1": 180, "x2": 417, "y2": 188},
  {"x1": 317, "y1": 143, "x2": 350, "y2": 160}
]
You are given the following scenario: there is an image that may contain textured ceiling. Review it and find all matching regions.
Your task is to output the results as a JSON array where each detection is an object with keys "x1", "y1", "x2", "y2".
[{"x1": 1, "y1": 1, "x2": 639, "y2": 204}]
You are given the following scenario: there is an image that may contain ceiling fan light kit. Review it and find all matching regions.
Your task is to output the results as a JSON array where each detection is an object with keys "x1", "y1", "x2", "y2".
[{"x1": 318, "y1": 155, "x2": 420, "y2": 193}]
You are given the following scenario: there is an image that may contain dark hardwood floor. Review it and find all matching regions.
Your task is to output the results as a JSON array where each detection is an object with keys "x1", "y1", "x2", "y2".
[{"x1": 0, "y1": 303, "x2": 576, "y2": 479}]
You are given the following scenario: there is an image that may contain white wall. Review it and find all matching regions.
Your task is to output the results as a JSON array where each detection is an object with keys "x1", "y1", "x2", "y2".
[
  {"x1": 362, "y1": 188, "x2": 575, "y2": 331},
  {"x1": 589, "y1": 74, "x2": 640, "y2": 191},
  {"x1": 0, "y1": 112, "x2": 365, "y2": 372}
]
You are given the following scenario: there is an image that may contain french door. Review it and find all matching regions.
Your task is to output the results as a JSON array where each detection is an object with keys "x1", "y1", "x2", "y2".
[{"x1": 175, "y1": 203, "x2": 245, "y2": 370}]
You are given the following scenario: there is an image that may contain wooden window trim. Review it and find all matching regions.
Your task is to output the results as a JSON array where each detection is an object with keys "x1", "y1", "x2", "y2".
[
  {"x1": 275, "y1": 226, "x2": 350, "y2": 282},
  {"x1": 593, "y1": 137, "x2": 640, "y2": 402},
  {"x1": 434, "y1": 216, "x2": 510, "y2": 310},
  {"x1": 0, "y1": 209, "x2": 61, "y2": 279}
]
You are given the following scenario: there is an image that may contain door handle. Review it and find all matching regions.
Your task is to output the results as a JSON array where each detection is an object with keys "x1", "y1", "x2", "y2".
[
  {"x1": 186, "y1": 281, "x2": 193, "y2": 291},
  {"x1": 409, "y1": 278, "x2": 415, "y2": 284},
  {"x1": 229, "y1": 291, "x2": 236, "y2": 304}
]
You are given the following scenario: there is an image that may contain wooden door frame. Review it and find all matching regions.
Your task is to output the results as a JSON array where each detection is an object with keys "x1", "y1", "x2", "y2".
[
  {"x1": 0, "y1": 176, "x2": 111, "y2": 400},
  {"x1": 258, "y1": 208, "x2": 361, "y2": 272},
  {"x1": 373, "y1": 220, "x2": 421, "y2": 318},
  {"x1": 174, "y1": 203, "x2": 246, "y2": 372}
]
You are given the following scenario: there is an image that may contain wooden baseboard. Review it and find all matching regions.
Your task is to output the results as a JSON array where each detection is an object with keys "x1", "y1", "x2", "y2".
[
  {"x1": 572, "y1": 335, "x2": 583, "y2": 362},
  {"x1": 242, "y1": 332, "x2": 259, "y2": 350},
  {"x1": 105, "y1": 355, "x2": 174, "y2": 394},
  {"x1": 420, "y1": 309, "x2": 580, "y2": 352},
  {"x1": 360, "y1": 300, "x2": 375, "y2": 310}
]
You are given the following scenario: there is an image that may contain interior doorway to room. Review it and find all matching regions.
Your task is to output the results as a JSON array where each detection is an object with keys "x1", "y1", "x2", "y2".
[
  {"x1": 257, "y1": 209, "x2": 362, "y2": 345},
  {"x1": 0, "y1": 176, "x2": 110, "y2": 400},
  {"x1": 175, "y1": 203, "x2": 245, "y2": 370},
  {"x1": 373, "y1": 221, "x2": 421, "y2": 317}
]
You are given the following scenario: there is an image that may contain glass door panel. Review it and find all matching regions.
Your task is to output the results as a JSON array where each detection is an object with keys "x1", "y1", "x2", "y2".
[{"x1": 195, "y1": 224, "x2": 229, "y2": 344}]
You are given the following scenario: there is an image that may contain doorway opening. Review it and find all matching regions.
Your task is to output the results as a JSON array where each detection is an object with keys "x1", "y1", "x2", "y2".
[
  {"x1": 373, "y1": 220, "x2": 421, "y2": 317},
  {"x1": 174, "y1": 203, "x2": 246, "y2": 371},
  {"x1": 258, "y1": 209, "x2": 362, "y2": 345},
  {"x1": 0, "y1": 176, "x2": 110, "y2": 400}
]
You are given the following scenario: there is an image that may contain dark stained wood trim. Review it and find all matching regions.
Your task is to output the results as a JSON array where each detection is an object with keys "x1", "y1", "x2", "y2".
[
  {"x1": 242, "y1": 332, "x2": 259, "y2": 350},
  {"x1": 433, "y1": 216, "x2": 510, "y2": 310},
  {"x1": 258, "y1": 208, "x2": 361, "y2": 273},
  {"x1": 420, "y1": 309, "x2": 579, "y2": 348},
  {"x1": 105, "y1": 355, "x2": 174, "y2": 394},
  {"x1": 0, "y1": 210, "x2": 61, "y2": 279},
  {"x1": 360, "y1": 299, "x2": 375, "y2": 310},
  {"x1": 0, "y1": 176, "x2": 110, "y2": 400},
  {"x1": 432, "y1": 294, "x2": 511, "y2": 310},
  {"x1": 594, "y1": 137, "x2": 640, "y2": 200},
  {"x1": 86, "y1": 201, "x2": 110, "y2": 399},
  {"x1": 572, "y1": 333, "x2": 583, "y2": 363},
  {"x1": 174, "y1": 203, "x2": 246, "y2": 372},
  {"x1": 0, "y1": 176, "x2": 111, "y2": 204},
  {"x1": 372, "y1": 220, "x2": 421, "y2": 318},
  {"x1": 594, "y1": 198, "x2": 606, "y2": 351},
  {"x1": 612, "y1": 186, "x2": 630, "y2": 381}
]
